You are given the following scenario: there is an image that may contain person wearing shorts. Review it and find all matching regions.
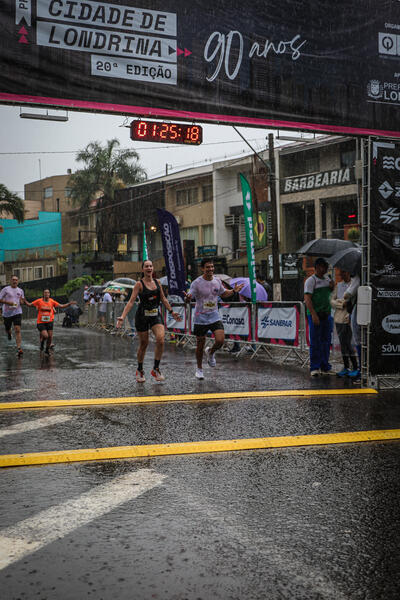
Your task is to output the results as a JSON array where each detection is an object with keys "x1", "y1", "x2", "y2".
[
  {"x1": 25, "y1": 289, "x2": 76, "y2": 354},
  {"x1": 116, "y1": 260, "x2": 182, "y2": 383},
  {"x1": 185, "y1": 259, "x2": 244, "y2": 379},
  {"x1": 0, "y1": 275, "x2": 28, "y2": 356}
]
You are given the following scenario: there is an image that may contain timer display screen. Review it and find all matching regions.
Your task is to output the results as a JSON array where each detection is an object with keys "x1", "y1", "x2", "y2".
[{"x1": 130, "y1": 120, "x2": 202, "y2": 145}]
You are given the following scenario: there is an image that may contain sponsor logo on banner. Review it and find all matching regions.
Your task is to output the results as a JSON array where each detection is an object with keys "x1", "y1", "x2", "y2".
[
  {"x1": 380, "y1": 207, "x2": 400, "y2": 224},
  {"x1": 375, "y1": 263, "x2": 400, "y2": 279},
  {"x1": 368, "y1": 80, "x2": 383, "y2": 98},
  {"x1": 378, "y1": 33, "x2": 397, "y2": 56},
  {"x1": 257, "y1": 306, "x2": 297, "y2": 340},
  {"x1": 393, "y1": 234, "x2": 400, "y2": 248},
  {"x1": 377, "y1": 288, "x2": 400, "y2": 298},
  {"x1": 382, "y1": 343, "x2": 400, "y2": 355},
  {"x1": 220, "y1": 306, "x2": 249, "y2": 336},
  {"x1": 381, "y1": 314, "x2": 400, "y2": 334},
  {"x1": 378, "y1": 181, "x2": 394, "y2": 199},
  {"x1": 382, "y1": 155, "x2": 400, "y2": 170},
  {"x1": 367, "y1": 78, "x2": 400, "y2": 105}
]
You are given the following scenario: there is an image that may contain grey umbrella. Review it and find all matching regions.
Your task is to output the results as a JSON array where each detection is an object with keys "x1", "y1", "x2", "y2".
[
  {"x1": 297, "y1": 238, "x2": 358, "y2": 257},
  {"x1": 328, "y1": 247, "x2": 362, "y2": 274}
]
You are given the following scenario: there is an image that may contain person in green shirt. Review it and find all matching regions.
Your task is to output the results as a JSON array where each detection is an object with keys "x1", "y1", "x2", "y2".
[{"x1": 304, "y1": 257, "x2": 334, "y2": 376}]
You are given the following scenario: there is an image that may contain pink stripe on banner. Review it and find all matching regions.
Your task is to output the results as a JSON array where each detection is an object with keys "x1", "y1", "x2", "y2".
[{"x1": 2, "y1": 92, "x2": 400, "y2": 138}]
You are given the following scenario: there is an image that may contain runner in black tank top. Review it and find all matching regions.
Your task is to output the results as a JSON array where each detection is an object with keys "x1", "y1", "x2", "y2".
[{"x1": 116, "y1": 259, "x2": 182, "y2": 383}]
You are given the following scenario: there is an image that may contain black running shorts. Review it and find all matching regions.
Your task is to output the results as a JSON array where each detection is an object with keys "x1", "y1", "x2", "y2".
[
  {"x1": 192, "y1": 320, "x2": 224, "y2": 337},
  {"x1": 3, "y1": 314, "x2": 22, "y2": 330},
  {"x1": 37, "y1": 322, "x2": 54, "y2": 332},
  {"x1": 135, "y1": 311, "x2": 163, "y2": 332}
]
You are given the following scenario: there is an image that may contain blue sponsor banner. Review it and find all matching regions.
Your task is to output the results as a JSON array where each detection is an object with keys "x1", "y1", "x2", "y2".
[{"x1": 157, "y1": 208, "x2": 186, "y2": 299}]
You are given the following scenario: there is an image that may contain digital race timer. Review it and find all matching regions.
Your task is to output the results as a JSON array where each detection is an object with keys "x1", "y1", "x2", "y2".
[{"x1": 130, "y1": 120, "x2": 203, "y2": 145}]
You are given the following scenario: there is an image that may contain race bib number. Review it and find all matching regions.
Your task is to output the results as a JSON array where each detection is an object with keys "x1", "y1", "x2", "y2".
[
  {"x1": 144, "y1": 309, "x2": 158, "y2": 317},
  {"x1": 41, "y1": 315, "x2": 51, "y2": 322},
  {"x1": 203, "y1": 301, "x2": 217, "y2": 310}
]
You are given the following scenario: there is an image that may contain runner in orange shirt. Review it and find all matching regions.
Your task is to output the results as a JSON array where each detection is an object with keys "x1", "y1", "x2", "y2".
[{"x1": 25, "y1": 289, "x2": 76, "y2": 354}]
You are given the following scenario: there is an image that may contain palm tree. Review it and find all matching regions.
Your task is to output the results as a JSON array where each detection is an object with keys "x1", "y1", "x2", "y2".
[
  {"x1": 0, "y1": 184, "x2": 25, "y2": 223},
  {"x1": 68, "y1": 138, "x2": 147, "y2": 211}
]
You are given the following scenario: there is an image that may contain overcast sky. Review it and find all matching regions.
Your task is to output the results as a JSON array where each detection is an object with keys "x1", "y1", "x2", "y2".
[{"x1": 0, "y1": 104, "x2": 283, "y2": 200}]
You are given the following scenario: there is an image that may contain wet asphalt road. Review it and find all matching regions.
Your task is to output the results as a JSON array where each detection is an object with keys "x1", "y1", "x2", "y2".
[{"x1": 0, "y1": 323, "x2": 400, "y2": 600}]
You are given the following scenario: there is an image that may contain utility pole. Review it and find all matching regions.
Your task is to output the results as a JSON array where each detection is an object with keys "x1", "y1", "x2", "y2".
[{"x1": 268, "y1": 133, "x2": 281, "y2": 301}]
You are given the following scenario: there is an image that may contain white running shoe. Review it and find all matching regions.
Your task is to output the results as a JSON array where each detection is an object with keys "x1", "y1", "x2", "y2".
[
  {"x1": 151, "y1": 368, "x2": 165, "y2": 382},
  {"x1": 205, "y1": 347, "x2": 216, "y2": 367},
  {"x1": 136, "y1": 370, "x2": 146, "y2": 383},
  {"x1": 195, "y1": 368, "x2": 204, "y2": 379}
]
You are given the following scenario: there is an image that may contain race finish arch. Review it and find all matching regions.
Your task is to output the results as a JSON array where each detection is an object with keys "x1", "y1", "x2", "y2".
[
  {"x1": 1, "y1": 0, "x2": 400, "y2": 388},
  {"x1": 0, "y1": 0, "x2": 400, "y2": 137}
]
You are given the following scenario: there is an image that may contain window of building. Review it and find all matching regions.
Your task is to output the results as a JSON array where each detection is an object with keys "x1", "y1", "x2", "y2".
[
  {"x1": 202, "y1": 184, "x2": 213, "y2": 202},
  {"x1": 176, "y1": 187, "x2": 198, "y2": 206},
  {"x1": 237, "y1": 170, "x2": 252, "y2": 191},
  {"x1": 46, "y1": 265, "x2": 54, "y2": 278},
  {"x1": 202, "y1": 224, "x2": 214, "y2": 245},
  {"x1": 79, "y1": 216, "x2": 89, "y2": 228},
  {"x1": 26, "y1": 267, "x2": 33, "y2": 281},
  {"x1": 13, "y1": 268, "x2": 21, "y2": 279},
  {"x1": 281, "y1": 150, "x2": 320, "y2": 178},
  {"x1": 34, "y1": 266, "x2": 43, "y2": 279},
  {"x1": 340, "y1": 142, "x2": 356, "y2": 168},
  {"x1": 65, "y1": 187, "x2": 72, "y2": 197},
  {"x1": 181, "y1": 226, "x2": 199, "y2": 252},
  {"x1": 44, "y1": 186, "x2": 53, "y2": 198}
]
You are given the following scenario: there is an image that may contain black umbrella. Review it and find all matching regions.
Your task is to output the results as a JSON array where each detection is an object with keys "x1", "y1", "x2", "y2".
[
  {"x1": 328, "y1": 247, "x2": 362, "y2": 274},
  {"x1": 297, "y1": 238, "x2": 358, "y2": 257}
]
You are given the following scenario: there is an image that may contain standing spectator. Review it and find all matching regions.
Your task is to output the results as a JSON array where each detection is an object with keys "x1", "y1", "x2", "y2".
[
  {"x1": 83, "y1": 285, "x2": 90, "y2": 306},
  {"x1": 330, "y1": 270, "x2": 359, "y2": 377},
  {"x1": 344, "y1": 273, "x2": 361, "y2": 378},
  {"x1": 0, "y1": 275, "x2": 29, "y2": 356},
  {"x1": 99, "y1": 290, "x2": 112, "y2": 325},
  {"x1": 304, "y1": 257, "x2": 334, "y2": 376}
]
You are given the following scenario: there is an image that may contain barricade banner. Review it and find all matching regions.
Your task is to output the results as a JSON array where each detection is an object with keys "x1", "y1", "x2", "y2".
[
  {"x1": 257, "y1": 305, "x2": 299, "y2": 346},
  {"x1": 220, "y1": 305, "x2": 250, "y2": 338},
  {"x1": 189, "y1": 304, "x2": 250, "y2": 338},
  {"x1": 165, "y1": 305, "x2": 186, "y2": 332}
]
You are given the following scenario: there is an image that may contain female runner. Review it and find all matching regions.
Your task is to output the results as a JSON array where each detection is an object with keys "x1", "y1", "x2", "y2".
[
  {"x1": 116, "y1": 260, "x2": 182, "y2": 382},
  {"x1": 25, "y1": 289, "x2": 77, "y2": 354}
]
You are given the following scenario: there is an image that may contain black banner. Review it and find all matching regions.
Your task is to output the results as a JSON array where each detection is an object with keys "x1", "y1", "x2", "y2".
[
  {"x1": 1, "y1": 1, "x2": 400, "y2": 135},
  {"x1": 369, "y1": 139, "x2": 400, "y2": 375}
]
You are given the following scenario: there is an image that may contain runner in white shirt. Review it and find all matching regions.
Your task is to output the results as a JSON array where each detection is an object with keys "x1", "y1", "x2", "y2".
[
  {"x1": 185, "y1": 258, "x2": 244, "y2": 379},
  {"x1": 0, "y1": 275, "x2": 29, "y2": 356}
]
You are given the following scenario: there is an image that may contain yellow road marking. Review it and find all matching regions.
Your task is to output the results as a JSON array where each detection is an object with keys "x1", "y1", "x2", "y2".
[
  {"x1": 1, "y1": 428, "x2": 398, "y2": 468},
  {"x1": 0, "y1": 388, "x2": 377, "y2": 411}
]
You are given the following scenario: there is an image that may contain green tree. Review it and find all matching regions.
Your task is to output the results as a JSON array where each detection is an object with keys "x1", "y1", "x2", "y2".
[
  {"x1": 69, "y1": 138, "x2": 147, "y2": 209},
  {"x1": 68, "y1": 139, "x2": 147, "y2": 252},
  {"x1": 0, "y1": 184, "x2": 25, "y2": 223}
]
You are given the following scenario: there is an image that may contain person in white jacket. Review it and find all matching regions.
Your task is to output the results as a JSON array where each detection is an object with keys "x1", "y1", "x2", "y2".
[{"x1": 330, "y1": 270, "x2": 359, "y2": 377}]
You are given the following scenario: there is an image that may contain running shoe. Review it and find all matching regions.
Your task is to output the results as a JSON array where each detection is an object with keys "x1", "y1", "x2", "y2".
[
  {"x1": 320, "y1": 367, "x2": 334, "y2": 375},
  {"x1": 17, "y1": 348, "x2": 23, "y2": 357},
  {"x1": 151, "y1": 368, "x2": 165, "y2": 382},
  {"x1": 336, "y1": 368, "x2": 350, "y2": 377},
  {"x1": 348, "y1": 369, "x2": 361, "y2": 378},
  {"x1": 44, "y1": 348, "x2": 50, "y2": 356},
  {"x1": 310, "y1": 370, "x2": 320, "y2": 377},
  {"x1": 205, "y1": 347, "x2": 216, "y2": 367},
  {"x1": 7, "y1": 331, "x2": 11, "y2": 341},
  {"x1": 195, "y1": 368, "x2": 204, "y2": 379},
  {"x1": 136, "y1": 370, "x2": 146, "y2": 383}
]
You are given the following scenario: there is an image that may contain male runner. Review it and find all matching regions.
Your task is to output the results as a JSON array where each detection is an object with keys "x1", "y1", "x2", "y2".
[
  {"x1": 185, "y1": 259, "x2": 244, "y2": 379},
  {"x1": 0, "y1": 275, "x2": 28, "y2": 356}
]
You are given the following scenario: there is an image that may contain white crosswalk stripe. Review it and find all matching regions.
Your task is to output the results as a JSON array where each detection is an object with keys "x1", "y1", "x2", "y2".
[
  {"x1": 0, "y1": 414, "x2": 72, "y2": 438},
  {"x1": 0, "y1": 469, "x2": 166, "y2": 570}
]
